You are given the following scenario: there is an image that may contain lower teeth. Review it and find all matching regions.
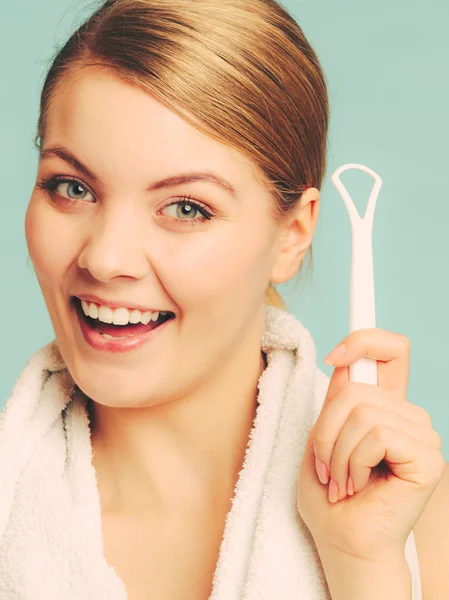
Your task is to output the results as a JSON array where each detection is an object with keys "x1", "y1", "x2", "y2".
[
  {"x1": 89, "y1": 315, "x2": 169, "y2": 340},
  {"x1": 100, "y1": 333, "x2": 129, "y2": 340}
]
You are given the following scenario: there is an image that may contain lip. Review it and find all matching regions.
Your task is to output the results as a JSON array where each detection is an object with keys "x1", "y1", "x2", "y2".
[
  {"x1": 73, "y1": 293, "x2": 172, "y2": 314},
  {"x1": 73, "y1": 297, "x2": 174, "y2": 353}
]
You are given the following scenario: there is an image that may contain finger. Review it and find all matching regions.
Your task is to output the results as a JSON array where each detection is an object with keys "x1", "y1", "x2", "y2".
[
  {"x1": 323, "y1": 364, "x2": 349, "y2": 404},
  {"x1": 313, "y1": 381, "x2": 434, "y2": 475},
  {"x1": 328, "y1": 405, "x2": 442, "y2": 502},
  {"x1": 349, "y1": 425, "x2": 445, "y2": 494},
  {"x1": 325, "y1": 328, "x2": 411, "y2": 398}
]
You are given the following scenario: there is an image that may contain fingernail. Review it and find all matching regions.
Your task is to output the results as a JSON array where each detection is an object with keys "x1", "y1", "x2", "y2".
[
  {"x1": 324, "y1": 344, "x2": 346, "y2": 365},
  {"x1": 328, "y1": 479, "x2": 339, "y2": 503},
  {"x1": 347, "y1": 476, "x2": 354, "y2": 496},
  {"x1": 315, "y1": 456, "x2": 329, "y2": 485}
]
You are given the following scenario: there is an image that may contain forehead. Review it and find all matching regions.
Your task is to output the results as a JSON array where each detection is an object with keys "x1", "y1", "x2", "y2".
[{"x1": 44, "y1": 66, "x2": 266, "y2": 191}]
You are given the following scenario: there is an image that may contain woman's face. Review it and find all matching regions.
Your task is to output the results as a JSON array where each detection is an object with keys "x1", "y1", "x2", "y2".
[{"x1": 25, "y1": 66, "x2": 291, "y2": 408}]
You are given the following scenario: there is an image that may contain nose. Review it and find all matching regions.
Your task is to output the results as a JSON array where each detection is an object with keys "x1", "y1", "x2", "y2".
[{"x1": 77, "y1": 206, "x2": 151, "y2": 282}]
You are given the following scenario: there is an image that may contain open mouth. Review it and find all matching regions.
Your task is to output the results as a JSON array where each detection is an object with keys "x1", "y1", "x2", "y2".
[{"x1": 73, "y1": 296, "x2": 175, "y2": 339}]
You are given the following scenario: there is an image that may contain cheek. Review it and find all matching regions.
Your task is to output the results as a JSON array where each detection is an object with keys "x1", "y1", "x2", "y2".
[
  {"x1": 157, "y1": 222, "x2": 273, "y2": 302},
  {"x1": 25, "y1": 197, "x2": 72, "y2": 286}
]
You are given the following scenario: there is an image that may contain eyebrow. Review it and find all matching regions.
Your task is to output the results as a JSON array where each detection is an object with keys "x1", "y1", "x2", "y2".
[{"x1": 39, "y1": 144, "x2": 238, "y2": 199}]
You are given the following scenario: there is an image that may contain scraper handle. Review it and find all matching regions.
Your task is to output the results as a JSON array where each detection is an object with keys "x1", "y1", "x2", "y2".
[{"x1": 330, "y1": 164, "x2": 382, "y2": 385}]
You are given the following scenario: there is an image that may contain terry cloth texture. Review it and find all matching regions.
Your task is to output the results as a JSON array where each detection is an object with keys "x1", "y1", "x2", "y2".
[{"x1": 0, "y1": 305, "x2": 422, "y2": 599}]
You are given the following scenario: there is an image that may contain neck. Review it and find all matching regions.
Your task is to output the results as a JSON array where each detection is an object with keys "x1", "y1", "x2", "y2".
[{"x1": 84, "y1": 347, "x2": 268, "y2": 516}]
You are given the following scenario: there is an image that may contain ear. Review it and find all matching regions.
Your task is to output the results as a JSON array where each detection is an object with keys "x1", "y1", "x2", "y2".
[{"x1": 269, "y1": 187, "x2": 320, "y2": 284}]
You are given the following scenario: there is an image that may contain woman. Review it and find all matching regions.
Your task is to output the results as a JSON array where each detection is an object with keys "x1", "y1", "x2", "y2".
[{"x1": 0, "y1": 0, "x2": 447, "y2": 598}]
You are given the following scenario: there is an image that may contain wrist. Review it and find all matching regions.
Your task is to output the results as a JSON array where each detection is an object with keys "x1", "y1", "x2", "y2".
[{"x1": 317, "y1": 547, "x2": 412, "y2": 600}]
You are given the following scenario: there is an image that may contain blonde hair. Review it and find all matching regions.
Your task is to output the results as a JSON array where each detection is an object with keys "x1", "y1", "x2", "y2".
[{"x1": 34, "y1": 0, "x2": 329, "y2": 311}]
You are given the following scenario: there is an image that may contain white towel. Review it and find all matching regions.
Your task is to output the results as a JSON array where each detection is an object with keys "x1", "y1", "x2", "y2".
[{"x1": 0, "y1": 304, "x2": 422, "y2": 599}]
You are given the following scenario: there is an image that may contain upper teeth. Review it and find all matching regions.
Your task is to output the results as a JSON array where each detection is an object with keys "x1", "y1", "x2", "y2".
[{"x1": 80, "y1": 299, "x2": 168, "y2": 325}]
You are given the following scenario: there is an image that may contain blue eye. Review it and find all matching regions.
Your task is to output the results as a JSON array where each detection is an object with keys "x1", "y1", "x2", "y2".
[
  {"x1": 63, "y1": 181, "x2": 94, "y2": 201},
  {"x1": 36, "y1": 176, "x2": 94, "y2": 202},
  {"x1": 161, "y1": 196, "x2": 214, "y2": 225},
  {"x1": 36, "y1": 176, "x2": 216, "y2": 227}
]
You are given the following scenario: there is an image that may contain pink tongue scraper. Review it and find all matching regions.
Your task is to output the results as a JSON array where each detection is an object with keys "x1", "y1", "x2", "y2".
[{"x1": 330, "y1": 164, "x2": 382, "y2": 385}]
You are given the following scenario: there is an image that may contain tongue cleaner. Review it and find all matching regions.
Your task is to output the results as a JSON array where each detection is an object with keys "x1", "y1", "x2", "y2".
[{"x1": 330, "y1": 163, "x2": 383, "y2": 385}]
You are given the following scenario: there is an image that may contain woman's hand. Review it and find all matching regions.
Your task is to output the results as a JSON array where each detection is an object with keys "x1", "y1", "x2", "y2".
[{"x1": 296, "y1": 328, "x2": 446, "y2": 562}]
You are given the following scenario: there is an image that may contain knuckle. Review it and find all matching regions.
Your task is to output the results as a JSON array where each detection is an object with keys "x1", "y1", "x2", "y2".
[
  {"x1": 352, "y1": 405, "x2": 375, "y2": 427},
  {"x1": 437, "y1": 453, "x2": 446, "y2": 474},
  {"x1": 399, "y1": 333, "x2": 411, "y2": 353},
  {"x1": 414, "y1": 404, "x2": 433, "y2": 426},
  {"x1": 429, "y1": 451, "x2": 446, "y2": 481},
  {"x1": 431, "y1": 430, "x2": 443, "y2": 450},
  {"x1": 372, "y1": 424, "x2": 389, "y2": 444}
]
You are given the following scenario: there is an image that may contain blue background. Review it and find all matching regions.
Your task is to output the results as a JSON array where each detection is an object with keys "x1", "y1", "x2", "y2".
[{"x1": 1, "y1": 1, "x2": 448, "y2": 457}]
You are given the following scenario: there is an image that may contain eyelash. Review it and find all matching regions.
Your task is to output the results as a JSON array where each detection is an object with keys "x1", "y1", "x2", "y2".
[{"x1": 35, "y1": 175, "x2": 215, "y2": 226}]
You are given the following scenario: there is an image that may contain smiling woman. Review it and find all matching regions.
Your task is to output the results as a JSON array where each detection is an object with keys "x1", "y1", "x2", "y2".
[{"x1": 0, "y1": 0, "x2": 432, "y2": 599}]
